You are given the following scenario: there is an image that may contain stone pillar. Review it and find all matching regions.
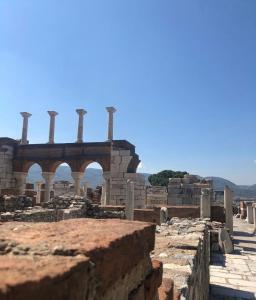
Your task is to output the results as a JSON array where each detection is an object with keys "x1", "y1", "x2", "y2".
[
  {"x1": 200, "y1": 188, "x2": 211, "y2": 219},
  {"x1": 106, "y1": 107, "x2": 116, "y2": 141},
  {"x1": 71, "y1": 172, "x2": 83, "y2": 196},
  {"x1": 224, "y1": 186, "x2": 233, "y2": 234},
  {"x1": 47, "y1": 111, "x2": 58, "y2": 144},
  {"x1": 83, "y1": 182, "x2": 88, "y2": 197},
  {"x1": 103, "y1": 172, "x2": 111, "y2": 204},
  {"x1": 76, "y1": 109, "x2": 87, "y2": 143},
  {"x1": 42, "y1": 172, "x2": 54, "y2": 202},
  {"x1": 13, "y1": 172, "x2": 27, "y2": 195},
  {"x1": 35, "y1": 182, "x2": 42, "y2": 204},
  {"x1": 252, "y1": 203, "x2": 256, "y2": 232},
  {"x1": 245, "y1": 202, "x2": 254, "y2": 224},
  {"x1": 125, "y1": 180, "x2": 134, "y2": 220},
  {"x1": 101, "y1": 181, "x2": 107, "y2": 206},
  {"x1": 160, "y1": 207, "x2": 168, "y2": 224},
  {"x1": 20, "y1": 112, "x2": 32, "y2": 145}
]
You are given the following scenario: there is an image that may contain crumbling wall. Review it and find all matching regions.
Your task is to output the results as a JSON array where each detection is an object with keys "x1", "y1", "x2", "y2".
[
  {"x1": 146, "y1": 186, "x2": 168, "y2": 206},
  {"x1": 108, "y1": 149, "x2": 146, "y2": 208},
  {"x1": 153, "y1": 218, "x2": 210, "y2": 300},
  {"x1": 0, "y1": 140, "x2": 16, "y2": 192},
  {"x1": 0, "y1": 219, "x2": 162, "y2": 300}
]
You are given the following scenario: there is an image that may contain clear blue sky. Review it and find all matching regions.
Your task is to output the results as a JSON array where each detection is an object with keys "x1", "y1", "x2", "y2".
[{"x1": 0, "y1": 0, "x2": 256, "y2": 184}]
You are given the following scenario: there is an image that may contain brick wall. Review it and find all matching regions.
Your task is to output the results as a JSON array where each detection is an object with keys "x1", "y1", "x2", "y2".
[{"x1": 0, "y1": 219, "x2": 162, "y2": 300}]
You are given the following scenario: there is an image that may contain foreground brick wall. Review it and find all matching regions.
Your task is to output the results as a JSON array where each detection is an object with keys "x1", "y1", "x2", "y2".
[{"x1": 0, "y1": 219, "x2": 162, "y2": 300}]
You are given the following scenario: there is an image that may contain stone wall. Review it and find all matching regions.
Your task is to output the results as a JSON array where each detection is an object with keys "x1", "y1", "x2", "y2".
[
  {"x1": 108, "y1": 149, "x2": 146, "y2": 208},
  {"x1": 0, "y1": 140, "x2": 16, "y2": 192},
  {"x1": 168, "y1": 174, "x2": 213, "y2": 206},
  {"x1": 153, "y1": 218, "x2": 210, "y2": 300},
  {"x1": 146, "y1": 186, "x2": 168, "y2": 206},
  {"x1": 134, "y1": 206, "x2": 201, "y2": 225},
  {"x1": 0, "y1": 219, "x2": 162, "y2": 300}
]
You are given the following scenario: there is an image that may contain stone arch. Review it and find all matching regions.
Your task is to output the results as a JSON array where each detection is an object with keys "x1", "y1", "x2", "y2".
[
  {"x1": 79, "y1": 159, "x2": 109, "y2": 173},
  {"x1": 26, "y1": 162, "x2": 43, "y2": 184},
  {"x1": 13, "y1": 160, "x2": 44, "y2": 173},
  {"x1": 82, "y1": 161, "x2": 104, "y2": 203},
  {"x1": 127, "y1": 156, "x2": 140, "y2": 173}
]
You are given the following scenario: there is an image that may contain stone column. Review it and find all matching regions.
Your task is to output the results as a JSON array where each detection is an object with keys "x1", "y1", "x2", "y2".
[
  {"x1": 71, "y1": 172, "x2": 83, "y2": 196},
  {"x1": 35, "y1": 181, "x2": 42, "y2": 204},
  {"x1": 42, "y1": 172, "x2": 54, "y2": 202},
  {"x1": 13, "y1": 172, "x2": 27, "y2": 195},
  {"x1": 20, "y1": 112, "x2": 32, "y2": 145},
  {"x1": 125, "y1": 180, "x2": 134, "y2": 220},
  {"x1": 200, "y1": 188, "x2": 211, "y2": 219},
  {"x1": 83, "y1": 181, "x2": 88, "y2": 197},
  {"x1": 252, "y1": 203, "x2": 256, "y2": 232},
  {"x1": 103, "y1": 172, "x2": 111, "y2": 204},
  {"x1": 76, "y1": 109, "x2": 87, "y2": 143},
  {"x1": 47, "y1": 111, "x2": 58, "y2": 144},
  {"x1": 224, "y1": 186, "x2": 233, "y2": 234},
  {"x1": 106, "y1": 107, "x2": 116, "y2": 141},
  {"x1": 101, "y1": 181, "x2": 107, "y2": 206},
  {"x1": 245, "y1": 202, "x2": 254, "y2": 224}
]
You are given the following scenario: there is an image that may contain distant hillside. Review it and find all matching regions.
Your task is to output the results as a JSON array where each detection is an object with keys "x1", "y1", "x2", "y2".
[
  {"x1": 206, "y1": 176, "x2": 256, "y2": 198},
  {"x1": 26, "y1": 165, "x2": 256, "y2": 197}
]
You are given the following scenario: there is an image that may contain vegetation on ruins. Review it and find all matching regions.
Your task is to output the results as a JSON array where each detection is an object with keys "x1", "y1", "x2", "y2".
[{"x1": 148, "y1": 170, "x2": 188, "y2": 186}]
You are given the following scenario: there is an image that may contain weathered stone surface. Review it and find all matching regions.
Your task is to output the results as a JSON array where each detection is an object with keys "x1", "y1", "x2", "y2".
[
  {"x1": 0, "y1": 255, "x2": 95, "y2": 300},
  {"x1": 218, "y1": 227, "x2": 233, "y2": 254},
  {"x1": 0, "y1": 219, "x2": 156, "y2": 299},
  {"x1": 152, "y1": 218, "x2": 210, "y2": 300}
]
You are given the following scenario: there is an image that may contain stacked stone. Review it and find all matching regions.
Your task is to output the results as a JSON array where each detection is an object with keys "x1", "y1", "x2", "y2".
[
  {"x1": 0, "y1": 142, "x2": 16, "y2": 191},
  {"x1": 108, "y1": 148, "x2": 146, "y2": 208},
  {"x1": 42, "y1": 196, "x2": 88, "y2": 210},
  {"x1": 167, "y1": 175, "x2": 213, "y2": 206},
  {"x1": 0, "y1": 195, "x2": 33, "y2": 212},
  {"x1": 152, "y1": 218, "x2": 210, "y2": 300},
  {"x1": 146, "y1": 186, "x2": 168, "y2": 206},
  {"x1": 0, "y1": 219, "x2": 162, "y2": 300}
]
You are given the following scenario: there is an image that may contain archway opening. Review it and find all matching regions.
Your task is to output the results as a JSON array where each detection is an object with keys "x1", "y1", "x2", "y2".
[
  {"x1": 83, "y1": 162, "x2": 104, "y2": 204},
  {"x1": 26, "y1": 163, "x2": 43, "y2": 203},
  {"x1": 53, "y1": 162, "x2": 73, "y2": 196},
  {"x1": 26, "y1": 163, "x2": 43, "y2": 184}
]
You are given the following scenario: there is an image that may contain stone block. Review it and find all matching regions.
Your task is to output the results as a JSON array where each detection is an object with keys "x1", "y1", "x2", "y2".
[{"x1": 0, "y1": 219, "x2": 156, "y2": 299}]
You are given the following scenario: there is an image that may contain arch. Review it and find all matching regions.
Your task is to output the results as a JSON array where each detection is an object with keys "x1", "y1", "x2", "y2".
[
  {"x1": 14, "y1": 160, "x2": 44, "y2": 173},
  {"x1": 53, "y1": 162, "x2": 73, "y2": 181},
  {"x1": 127, "y1": 156, "x2": 140, "y2": 173},
  {"x1": 83, "y1": 161, "x2": 104, "y2": 203},
  {"x1": 26, "y1": 163, "x2": 43, "y2": 184},
  {"x1": 79, "y1": 159, "x2": 108, "y2": 173}
]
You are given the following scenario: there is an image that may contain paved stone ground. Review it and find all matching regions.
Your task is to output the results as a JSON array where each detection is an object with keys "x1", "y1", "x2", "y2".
[{"x1": 210, "y1": 217, "x2": 256, "y2": 299}]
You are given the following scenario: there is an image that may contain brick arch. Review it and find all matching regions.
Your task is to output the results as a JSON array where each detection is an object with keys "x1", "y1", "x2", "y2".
[
  {"x1": 127, "y1": 156, "x2": 140, "y2": 173},
  {"x1": 13, "y1": 159, "x2": 43, "y2": 173},
  {"x1": 77, "y1": 159, "x2": 110, "y2": 173}
]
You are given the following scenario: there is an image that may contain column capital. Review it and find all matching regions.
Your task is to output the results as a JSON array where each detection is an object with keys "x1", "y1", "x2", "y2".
[
  {"x1": 20, "y1": 112, "x2": 32, "y2": 118},
  {"x1": 76, "y1": 109, "x2": 87, "y2": 115},
  {"x1": 47, "y1": 111, "x2": 58, "y2": 117},
  {"x1": 106, "y1": 106, "x2": 116, "y2": 114}
]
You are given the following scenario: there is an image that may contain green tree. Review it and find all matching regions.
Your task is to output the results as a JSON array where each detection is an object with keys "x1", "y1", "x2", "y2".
[{"x1": 148, "y1": 170, "x2": 188, "y2": 186}]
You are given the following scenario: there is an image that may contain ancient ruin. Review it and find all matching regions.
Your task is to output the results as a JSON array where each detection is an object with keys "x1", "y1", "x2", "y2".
[
  {"x1": 0, "y1": 108, "x2": 256, "y2": 299},
  {"x1": 0, "y1": 107, "x2": 146, "y2": 208}
]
